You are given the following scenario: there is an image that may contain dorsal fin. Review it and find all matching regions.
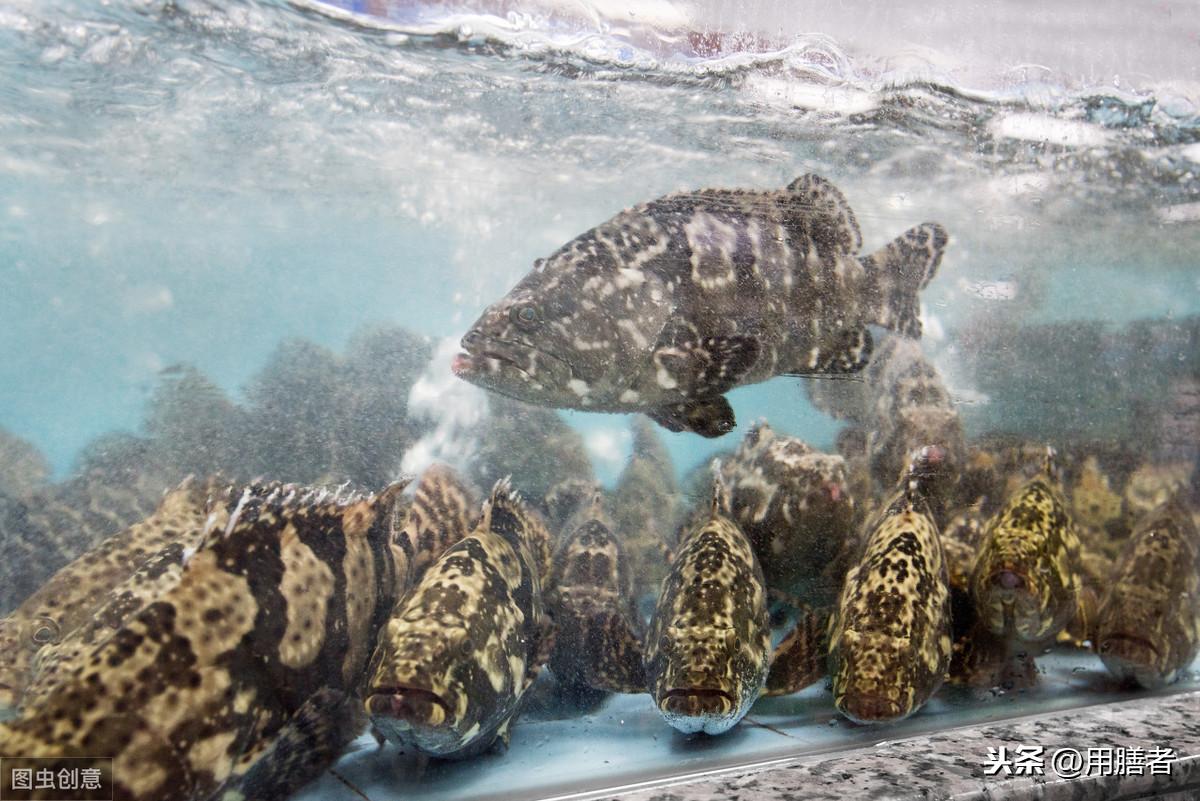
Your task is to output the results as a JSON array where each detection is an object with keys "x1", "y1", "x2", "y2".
[
  {"x1": 786, "y1": 173, "x2": 862, "y2": 253},
  {"x1": 1041, "y1": 446, "x2": 1059, "y2": 482},
  {"x1": 485, "y1": 477, "x2": 552, "y2": 581},
  {"x1": 709, "y1": 459, "x2": 732, "y2": 517}
]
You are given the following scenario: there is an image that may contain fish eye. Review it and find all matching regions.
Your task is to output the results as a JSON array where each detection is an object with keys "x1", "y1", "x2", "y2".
[
  {"x1": 30, "y1": 618, "x2": 60, "y2": 645},
  {"x1": 511, "y1": 305, "x2": 541, "y2": 329}
]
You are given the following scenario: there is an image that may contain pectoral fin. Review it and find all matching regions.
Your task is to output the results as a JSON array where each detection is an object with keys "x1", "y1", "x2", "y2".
[
  {"x1": 648, "y1": 396, "x2": 736, "y2": 438},
  {"x1": 651, "y1": 335, "x2": 760, "y2": 398},
  {"x1": 786, "y1": 327, "x2": 873, "y2": 377}
]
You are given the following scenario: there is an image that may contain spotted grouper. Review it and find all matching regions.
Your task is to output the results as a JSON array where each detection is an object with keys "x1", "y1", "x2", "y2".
[
  {"x1": 644, "y1": 475, "x2": 771, "y2": 734},
  {"x1": 365, "y1": 480, "x2": 552, "y2": 758},
  {"x1": 1095, "y1": 498, "x2": 1200, "y2": 689},
  {"x1": 829, "y1": 447, "x2": 953, "y2": 724},
  {"x1": 544, "y1": 511, "x2": 645, "y2": 698},
  {"x1": 970, "y1": 449, "x2": 1083, "y2": 645},
  {"x1": 0, "y1": 481, "x2": 409, "y2": 801},
  {"x1": 454, "y1": 174, "x2": 948, "y2": 437}
]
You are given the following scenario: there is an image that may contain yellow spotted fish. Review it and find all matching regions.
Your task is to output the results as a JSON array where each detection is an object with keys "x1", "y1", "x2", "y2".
[
  {"x1": 1095, "y1": 499, "x2": 1200, "y2": 689},
  {"x1": 0, "y1": 481, "x2": 408, "y2": 801},
  {"x1": 0, "y1": 477, "x2": 221, "y2": 714},
  {"x1": 829, "y1": 448, "x2": 952, "y2": 724},
  {"x1": 970, "y1": 449, "x2": 1082, "y2": 644},
  {"x1": 644, "y1": 475, "x2": 771, "y2": 735},
  {"x1": 366, "y1": 479, "x2": 551, "y2": 758}
]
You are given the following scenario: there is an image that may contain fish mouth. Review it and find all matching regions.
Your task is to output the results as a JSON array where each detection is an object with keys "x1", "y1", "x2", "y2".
[
  {"x1": 366, "y1": 686, "x2": 454, "y2": 729},
  {"x1": 659, "y1": 687, "x2": 737, "y2": 716},
  {"x1": 454, "y1": 333, "x2": 576, "y2": 398},
  {"x1": 453, "y1": 342, "x2": 529, "y2": 378},
  {"x1": 988, "y1": 567, "x2": 1027, "y2": 592},
  {"x1": 838, "y1": 692, "x2": 907, "y2": 724},
  {"x1": 1098, "y1": 633, "x2": 1161, "y2": 664}
]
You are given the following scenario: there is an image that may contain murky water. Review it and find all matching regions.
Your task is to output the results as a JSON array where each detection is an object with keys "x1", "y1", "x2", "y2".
[{"x1": 0, "y1": 1, "x2": 1198, "y2": 799}]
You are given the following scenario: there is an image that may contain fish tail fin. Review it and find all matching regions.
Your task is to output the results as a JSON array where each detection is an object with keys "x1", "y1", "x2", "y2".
[{"x1": 862, "y1": 222, "x2": 948, "y2": 338}]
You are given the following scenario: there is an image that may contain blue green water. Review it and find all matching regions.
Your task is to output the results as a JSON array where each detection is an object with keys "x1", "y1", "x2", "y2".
[
  {"x1": 2, "y1": 0, "x2": 1197, "y2": 485},
  {"x1": 1, "y1": 3, "x2": 1199, "y2": 796}
]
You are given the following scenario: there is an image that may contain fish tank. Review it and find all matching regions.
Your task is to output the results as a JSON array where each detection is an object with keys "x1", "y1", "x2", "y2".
[{"x1": 0, "y1": 1, "x2": 1197, "y2": 800}]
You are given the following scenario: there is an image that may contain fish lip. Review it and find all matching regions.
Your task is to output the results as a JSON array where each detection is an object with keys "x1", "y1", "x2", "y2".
[
  {"x1": 1098, "y1": 633, "x2": 1161, "y2": 662},
  {"x1": 457, "y1": 334, "x2": 574, "y2": 384},
  {"x1": 661, "y1": 687, "x2": 737, "y2": 705},
  {"x1": 989, "y1": 567, "x2": 1027, "y2": 592},
  {"x1": 839, "y1": 692, "x2": 907, "y2": 724},
  {"x1": 366, "y1": 686, "x2": 454, "y2": 722},
  {"x1": 454, "y1": 345, "x2": 528, "y2": 378}
]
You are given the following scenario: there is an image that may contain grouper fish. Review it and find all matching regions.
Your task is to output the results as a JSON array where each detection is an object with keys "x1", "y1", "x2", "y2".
[
  {"x1": 454, "y1": 174, "x2": 948, "y2": 436},
  {"x1": 0, "y1": 477, "x2": 225, "y2": 714},
  {"x1": 0, "y1": 480, "x2": 408, "y2": 801},
  {"x1": 1095, "y1": 498, "x2": 1200, "y2": 689},
  {"x1": 365, "y1": 479, "x2": 552, "y2": 758},
  {"x1": 969, "y1": 449, "x2": 1083, "y2": 645},
  {"x1": 829, "y1": 446, "x2": 953, "y2": 724},
  {"x1": 644, "y1": 473, "x2": 771, "y2": 735},
  {"x1": 544, "y1": 509, "x2": 645, "y2": 699}
]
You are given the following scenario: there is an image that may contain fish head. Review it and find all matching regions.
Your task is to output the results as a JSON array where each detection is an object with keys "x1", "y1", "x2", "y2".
[
  {"x1": 554, "y1": 520, "x2": 625, "y2": 595},
  {"x1": 831, "y1": 630, "x2": 917, "y2": 724},
  {"x1": 454, "y1": 266, "x2": 604, "y2": 407},
  {"x1": 651, "y1": 625, "x2": 755, "y2": 735},
  {"x1": 365, "y1": 624, "x2": 480, "y2": 756},
  {"x1": 455, "y1": 248, "x2": 673, "y2": 409},
  {"x1": 1095, "y1": 592, "x2": 1172, "y2": 688}
]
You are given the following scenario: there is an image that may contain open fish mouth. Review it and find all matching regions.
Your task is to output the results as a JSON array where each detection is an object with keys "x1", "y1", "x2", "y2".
[
  {"x1": 452, "y1": 346, "x2": 529, "y2": 378},
  {"x1": 453, "y1": 333, "x2": 575, "y2": 391},
  {"x1": 366, "y1": 686, "x2": 454, "y2": 729},
  {"x1": 659, "y1": 687, "x2": 737, "y2": 716}
]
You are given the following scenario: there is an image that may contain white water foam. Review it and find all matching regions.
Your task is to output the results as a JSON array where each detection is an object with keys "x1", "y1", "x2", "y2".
[{"x1": 400, "y1": 337, "x2": 490, "y2": 477}]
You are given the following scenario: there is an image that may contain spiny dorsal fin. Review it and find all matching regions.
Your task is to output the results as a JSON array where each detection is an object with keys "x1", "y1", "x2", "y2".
[
  {"x1": 786, "y1": 173, "x2": 862, "y2": 253},
  {"x1": 709, "y1": 459, "x2": 732, "y2": 517},
  {"x1": 485, "y1": 477, "x2": 552, "y2": 581},
  {"x1": 1041, "y1": 446, "x2": 1059, "y2": 482}
]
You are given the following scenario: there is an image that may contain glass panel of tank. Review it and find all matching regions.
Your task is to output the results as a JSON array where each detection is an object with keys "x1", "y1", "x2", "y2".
[{"x1": 0, "y1": 1, "x2": 1197, "y2": 800}]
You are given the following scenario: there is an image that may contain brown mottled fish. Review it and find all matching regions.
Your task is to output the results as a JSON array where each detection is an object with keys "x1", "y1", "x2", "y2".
[
  {"x1": 545, "y1": 507, "x2": 645, "y2": 697},
  {"x1": 644, "y1": 475, "x2": 770, "y2": 734},
  {"x1": 970, "y1": 449, "x2": 1083, "y2": 644},
  {"x1": 0, "y1": 459, "x2": 168, "y2": 613},
  {"x1": 365, "y1": 480, "x2": 552, "y2": 758},
  {"x1": 1095, "y1": 499, "x2": 1200, "y2": 689},
  {"x1": 828, "y1": 447, "x2": 953, "y2": 724},
  {"x1": 808, "y1": 337, "x2": 965, "y2": 511},
  {"x1": 720, "y1": 421, "x2": 856, "y2": 607},
  {"x1": 0, "y1": 478, "x2": 221, "y2": 712},
  {"x1": 0, "y1": 481, "x2": 407, "y2": 801},
  {"x1": 455, "y1": 174, "x2": 948, "y2": 437}
]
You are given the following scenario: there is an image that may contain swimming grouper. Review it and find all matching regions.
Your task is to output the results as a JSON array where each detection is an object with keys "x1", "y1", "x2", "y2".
[{"x1": 453, "y1": 174, "x2": 948, "y2": 437}]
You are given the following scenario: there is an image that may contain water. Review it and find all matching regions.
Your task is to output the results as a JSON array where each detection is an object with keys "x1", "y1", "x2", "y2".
[{"x1": 0, "y1": 1, "x2": 1198, "y2": 799}]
